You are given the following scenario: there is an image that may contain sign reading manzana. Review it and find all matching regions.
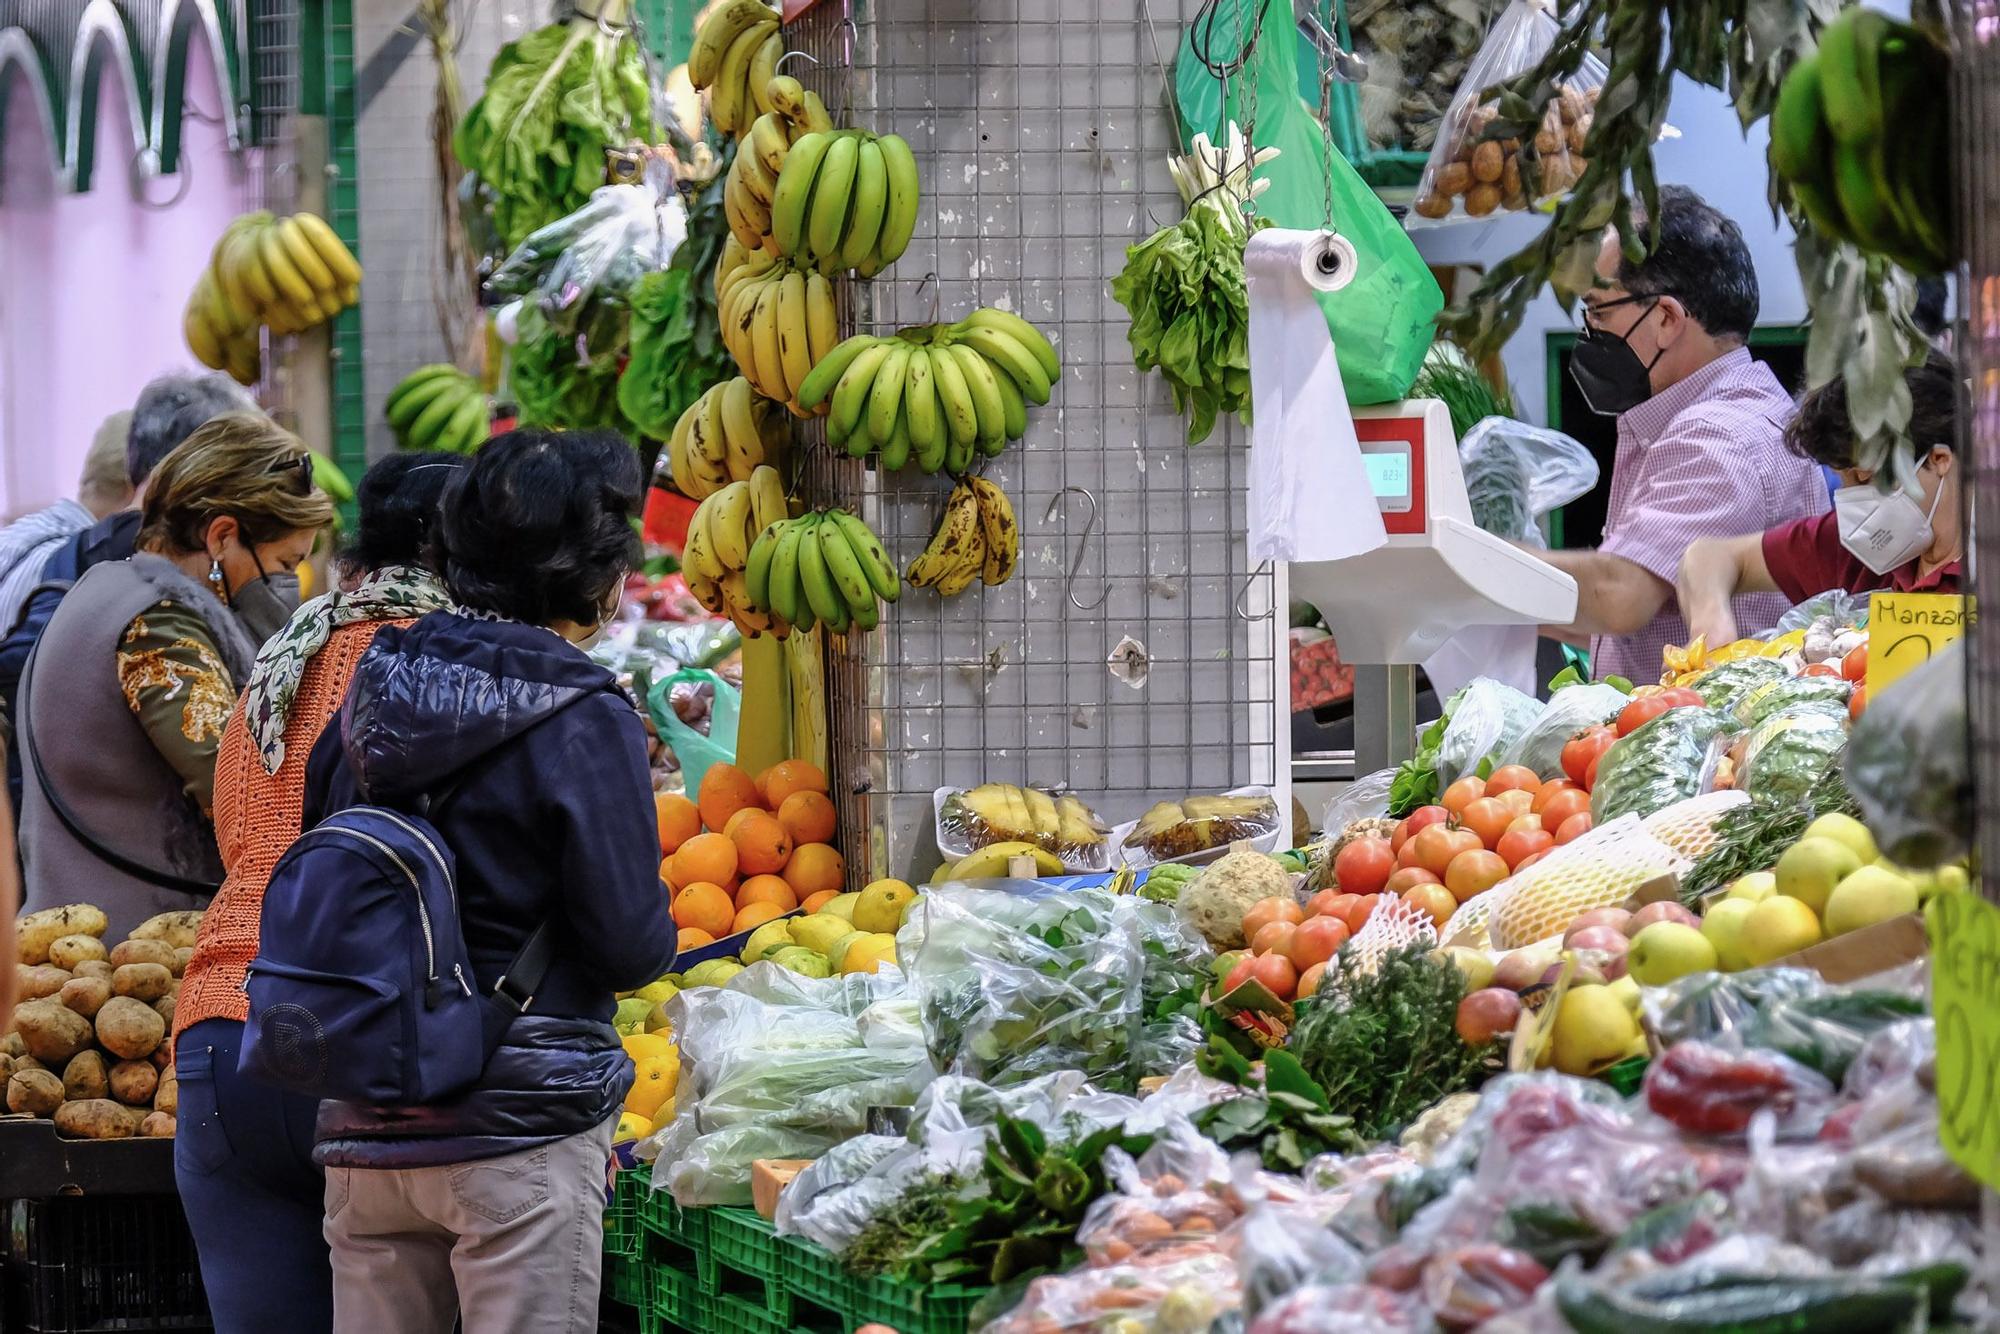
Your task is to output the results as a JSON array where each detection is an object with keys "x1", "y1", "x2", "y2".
[{"x1": 0, "y1": 0, "x2": 250, "y2": 192}]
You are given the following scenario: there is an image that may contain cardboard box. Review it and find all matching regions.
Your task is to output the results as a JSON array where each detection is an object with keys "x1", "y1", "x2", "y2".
[
  {"x1": 1775, "y1": 911, "x2": 1927, "y2": 983},
  {"x1": 751, "y1": 1158, "x2": 814, "y2": 1221}
]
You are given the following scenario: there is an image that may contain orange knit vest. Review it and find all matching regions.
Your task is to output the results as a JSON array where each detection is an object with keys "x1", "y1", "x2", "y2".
[{"x1": 174, "y1": 620, "x2": 406, "y2": 1039}]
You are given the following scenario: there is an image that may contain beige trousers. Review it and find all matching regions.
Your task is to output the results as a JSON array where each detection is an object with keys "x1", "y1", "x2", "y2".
[{"x1": 323, "y1": 1117, "x2": 616, "y2": 1334}]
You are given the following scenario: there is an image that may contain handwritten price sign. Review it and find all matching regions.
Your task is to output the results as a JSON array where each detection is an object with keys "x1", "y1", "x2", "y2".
[
  {"x1": 1928, "y1": 889, "x2": 2000, "y2": 1191},
  {"x1": 1867, "y1": 592, "x2": 1969, "y2": 697}
]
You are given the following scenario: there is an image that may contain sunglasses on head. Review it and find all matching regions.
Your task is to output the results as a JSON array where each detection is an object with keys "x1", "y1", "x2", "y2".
[{"x1": 269, "y1": 454, "x2": 315, "y2": 496}]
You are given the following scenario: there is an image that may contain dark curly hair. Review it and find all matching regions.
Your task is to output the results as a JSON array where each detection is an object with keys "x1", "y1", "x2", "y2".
[
  {"x1": 1617, "y1": 186, "x2": 1759, "y2": 342},
  {"x1": 336, "y1": 453, "x2": 468, "y2": 580},
  {"x1": 1784, "y1": 350, "x2": 1963, "y2": 471},
  {"x1": 437, "y1": 430, "x2": 641, "y2": 627}
]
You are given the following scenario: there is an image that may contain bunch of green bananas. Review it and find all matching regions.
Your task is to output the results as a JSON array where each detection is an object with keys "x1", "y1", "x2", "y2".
[
  {"x1": 725, "y1": 75, "x2": 836, "y2": 256},
  {"x1": 769, "y1": 129, "x2": 921, "y2": 277},
  {"x1": 666, "y1": 376, "x2": 789, "y2": 501},
  {"x1": 795, "y1": 309, "x2": 1061, "y2": 473},
  {"x1": 907, "y1": 476, "x2": 1018, "y2": 597},
  {"x1": 385, "y1": 365, "x2": 492, "y2": 453},
  {"x1": 716, "y1": 251, "x2": 843, "y2": 411},
  {"x1": 682, "y1": 464, "x2": 791, "y2": 635},
  {"x1": 686, "y1": 0, "x2": 783, "y2": 137},
  {"x1": 745, "y1": 510, "x2": 900, "y2": 635},
  {"x1": 1771, "y1": 9, "x2": 1953, "y2": 274}
]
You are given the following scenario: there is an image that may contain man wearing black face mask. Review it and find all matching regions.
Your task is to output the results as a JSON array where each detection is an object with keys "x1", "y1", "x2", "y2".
[{"x1": 1535, "y1": 187, "x2": 1829, "y2": 681}]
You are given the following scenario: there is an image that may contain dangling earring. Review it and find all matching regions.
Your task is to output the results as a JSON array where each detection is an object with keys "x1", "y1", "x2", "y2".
[{"x1": 208, "y1": 559, "x2": 224, "y2": 590}]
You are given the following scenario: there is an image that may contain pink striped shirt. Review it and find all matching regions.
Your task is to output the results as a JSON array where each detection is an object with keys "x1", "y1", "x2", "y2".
[{"x1": 1591, "y1": 348, "x2": 1830, "y2": 683}]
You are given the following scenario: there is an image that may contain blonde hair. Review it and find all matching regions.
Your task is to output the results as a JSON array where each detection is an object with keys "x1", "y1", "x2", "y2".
[
  {"x1": 137, "y1": 413, "x2": 335, "y2": 556},
  {"x1": 78, "y1": 411, "x2": 135, "y2": 513}
]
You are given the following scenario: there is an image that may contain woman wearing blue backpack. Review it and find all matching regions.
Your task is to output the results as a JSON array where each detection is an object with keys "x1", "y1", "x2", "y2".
[{"x1": 298, "y1": 431, "x2": 677, "y2": 1334}]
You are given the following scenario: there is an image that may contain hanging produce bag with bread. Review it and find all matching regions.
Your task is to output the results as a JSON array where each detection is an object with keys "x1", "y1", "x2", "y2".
[{"x1": 1407, "y1": 0, "x2": 1607, "y2": 226}]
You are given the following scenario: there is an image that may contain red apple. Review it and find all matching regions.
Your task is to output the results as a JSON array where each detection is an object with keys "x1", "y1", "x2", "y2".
[
  {"x1": 1565, "y1": 907, "x2": 1633, "y2": 942},
  {"x1": 1627, "y1": 901, "x2": 1699, "y2": 934},
  {"x1": 1566, "y1": 925, "x2": 1630, "y2": 957},
  {"x1": 1492, "y1": 948, "x2": 1558, "y2": 992}
]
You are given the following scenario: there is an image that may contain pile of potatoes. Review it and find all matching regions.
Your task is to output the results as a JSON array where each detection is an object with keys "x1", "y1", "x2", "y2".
[
  {"x1": 4, "y1": 904, "x2": 200, "y2": 1139},
  {"x1": 1412, "y1": 83, "x2": 1600, "y2": 221}
]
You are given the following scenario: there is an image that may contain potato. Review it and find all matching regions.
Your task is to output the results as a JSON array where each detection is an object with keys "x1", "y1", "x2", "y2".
[
  {"x1": 7, "y1": 1068, "x2": 63, "y2": 1116},
  {"x1": 171, "y1": 947, "x2": 193, "y2": 978},
  {"x1": 1502, "y1": 155, "x2": 1524, "y2": 203},
  {"x1": 140, "y1": 1111, "x2": 176, "y2": 1137},
  {"x1": 112, "y1": 963, "x2": 174, "y2": 1003},
  {"x1": 1567, "y1": 118, "x2": 1589, "y2": 155},
  {"x1": 1559, "y1": 86, "x2": 1586, "y2": 124},
  {"x1": 1438, "y1": 162, "x2": 1473, "y2": 197},
  {"x1": 1471, "y1": 141, "x2": 1504, "y2": 184},
  {"x1": 153, "y1": 994, "x2": 178, "y2": 1027},
  {"x1": 13, "y1": 1056, "x2": 45, "y2": 1073},
  {"x1": 0, "y1": 1054, "x2": 14, "y2": 1084},
  {"x1": 0, "y1": 1032, "x2": 22, "y2": 1059},
  {"x1": 62, "y1": 1050, "x2": 109, "y2": 1101},
  {"x1": 58, "y1": 975, "x2": 111, "y2": 1020},
  {"x1": 1464, "y1": 184, "x2": 1502, "y2": 217},
  {"x1": 15, "y1": 998, "x2": 94, "y2": 1064},
  {"x1": 154, "y1": 1070, "x2": 178, "y2": 1115},
  {"x1": 48, "y1": 935, "x2": 107, "y2": 970},
  {"x1": 73, "y1": 960, "x2": 114, "y2": 981},
  {"x1": 17, "y1": 964, "x2": 71, "y2": 1001},
  {"x1": 17, "y1": 904, "x2": 107, "y2": 964},
  {"x1": 95, "y1": 997, "x2": 165, "y2": 1061},
  {"x1": 1413, "y1": 193, "x2": 1453, "y2": 220},
  {"x1": 130, "y1": 911, "x2": 204, "y2": 951},
  {"x1": 55, "y1": 1099, "x2": 140, "y2": 1140},
  {"x1": 108, "y1": 940, "x2": 176, "y2": 971},
  {"x1": 109, "y1": 1060, "x2": 159, "y2": 1107},
  {"x1": 1535, "y1": 127, "x2": 1561, "y2": 155},
  {"x1": 151, "y1": 1044, "x2": 173, "y2": 1070}
]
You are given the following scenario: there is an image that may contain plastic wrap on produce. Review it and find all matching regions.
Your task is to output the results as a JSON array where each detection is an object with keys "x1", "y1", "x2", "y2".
[
  {"x1": 1113, "y1": 786, "x2": 1285, "y2": 868},
  {"x1": 1735, "y1": 706, "x2": 1850, "y2": 804},
  {"x1": 1457, "y1": 417, "x2": 1600, "y2": 548},
  {"x1": 931, "y1": 784, "x2": 1113, "y2": 872},
  {"x1": 485, "y1": 178, "x2": 686, "y2": 356},
  {"x1": 1500, "y1": 683, "x2": 1628, "y2": 778},
  {"x1": 1773, "y1": 588, "x2": 1869, "y2": 634},
  {"x1": 1435, "y1": 678, "x2": 1543, "y2": 786},
  {"x1": 1844, "y1": 638, "x2": 1971, "y2": 867},
  {"x1": 1320, "y1": 768, "x2": 1396, "y2": 837},
  {"x1": 1686, "y1": 656, "x2": 1790, "y2": 712},
  {"x1": 1733, "y1": 674, "x2": 1851, "y2": 728},
  {"x1": 1588, "y1": 706, "x2": 1738, "y2": 823}
]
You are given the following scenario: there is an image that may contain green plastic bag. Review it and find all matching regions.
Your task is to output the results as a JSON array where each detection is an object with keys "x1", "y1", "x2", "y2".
[
  {"x1": 1175, "y1": 0, "x2": 1442, "y2": 404},
  {"x1": 646, "y1": 668, "x2": 740, "y2": 798}
]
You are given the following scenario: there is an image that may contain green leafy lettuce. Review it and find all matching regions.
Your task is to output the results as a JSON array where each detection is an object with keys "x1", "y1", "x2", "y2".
[{"x1": 1110, "y1": 200, "x2": 1261, "y2": 444}]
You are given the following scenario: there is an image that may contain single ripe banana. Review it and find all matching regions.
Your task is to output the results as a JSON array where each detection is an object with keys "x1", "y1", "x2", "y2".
[{"x1": 967, "y1": 476, "x2": 1019, "y2": 586}]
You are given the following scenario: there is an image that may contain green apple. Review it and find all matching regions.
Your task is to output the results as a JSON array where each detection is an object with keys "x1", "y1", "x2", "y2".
[
  {"x1": 1627, "y1": 921, "x2": 1719, "y2": 986},
  {"x1": 1775, "y1": 838, "x2": 1863, "y2": 915},
  {"x1": 1700, "y1": 898, "x2": 1758, "y2": 972},
  {"x1": 613, "y1": 997, "x2": 652, "y2": 1034},
  {"x1": 1740, "y1": 895, "x2": 1824, "y2": 967},
  {"x1": 1437, "y1": 947, "x2": 1495, "y2": 991},
  {"x1": 1605, "y1": 974, "x2": 1643, "y2": 1014},
  {"x1": 1802, "y1": 812, "x2": 1879, "y2": 865},
  {"x1": 1725, "y1": 871, "x2": 1778, "y2": 903},
  {"x1": 1823, "y1": 865, "x2": 1918, "y2": 937},
  {"x1": 1551, "y1": 984, "x2": 1641, "y2": 1077}
]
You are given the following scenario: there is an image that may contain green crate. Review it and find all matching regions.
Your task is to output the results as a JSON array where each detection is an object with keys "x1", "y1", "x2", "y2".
[
  {"x1": 605, "y1": 1172, "x2": 645, "y2": 1260},
  {"x1": 645, "y1": 1257, "x2": 702, "y2": 1331},
  {"x1": 606, "y1": 1251, "x2": 649, "y2": 1310},
  {"x1": 769, "y1": 1225, "x2": 987, "y2": 1334},
  {"x1": 702, "y1": 1208, "x2": 791, "y2": 1316},
  {"x1": 704, "y1": 1291, "x2": 789, "y2": 1334},
  {"x1": 640, "y1": 1189, "x2": 707, "y2": 1250}
]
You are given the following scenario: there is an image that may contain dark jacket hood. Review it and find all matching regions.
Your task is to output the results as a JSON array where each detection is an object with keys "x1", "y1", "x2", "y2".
[{"x1": 342, "y1": 611, "x2": 614, "y2": 802}]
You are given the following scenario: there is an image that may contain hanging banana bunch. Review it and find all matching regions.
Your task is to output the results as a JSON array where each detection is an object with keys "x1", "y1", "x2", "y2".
[{"x1": 185, "y1": 211, "x2": 363, "y2": 384}]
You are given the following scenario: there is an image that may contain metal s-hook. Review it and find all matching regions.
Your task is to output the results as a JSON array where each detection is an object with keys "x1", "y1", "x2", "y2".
[
  {"x1": 913, "y1": 270, "x2": 941, "y2": 322},
  {"x1": 1234, "y1": 559, "x2": 1274, "y2": 621},
  {"x1": 1043, "y1": 487, "x2": 1109, "y2": 611},
  {"x1": 774, "y1": 50, "x2": 821, "y2": 73}
]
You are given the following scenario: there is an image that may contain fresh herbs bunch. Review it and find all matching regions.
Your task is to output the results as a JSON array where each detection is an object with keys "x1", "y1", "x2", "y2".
[
  {"x1": 844, "y1": 1173, "x2": 971, "y2": 1278},
  {"x1": 1194, "y1": 1039, "x2": 1365, "y2": 1171},
  {"x1": 1679, "y1": 769, "x2": 1861, "y2": 905},
  {"x1": 1290, "y1": 944, "x2": 1495, "y2": 1140}
]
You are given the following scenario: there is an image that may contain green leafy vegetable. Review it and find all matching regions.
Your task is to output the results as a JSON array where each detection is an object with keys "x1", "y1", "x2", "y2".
[
  {"x1": 1412, "y1": 343, "x2": 1516, "y2": 440},
  {"x1": 509, "y1": 305, "x2": 625, "y2": 434},
  {"x1": 618, "y1": 157, "x2": 737, "y2": 441},
  {"x1": 1388, "y1": 689, "x2": 1463, "y2": 816},
  {"x1": 1193, "y1": 1039, "x2": 1365, "y2": 1170}
]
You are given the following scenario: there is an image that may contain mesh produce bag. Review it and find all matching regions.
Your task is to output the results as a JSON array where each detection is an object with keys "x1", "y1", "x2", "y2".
[
  {"x1": 1347, "y1": 893, "x2": 1442, "y2": 968},
  {"x1": 1480, "y1": 814, "x2": 1691, "y2": 949},
  {"x1": 1407, "y1": 0, "x2": 1607, "y2": 226},
  {"x1": 1641, "y1": 789, "x2": 1751, "y2": 862}
]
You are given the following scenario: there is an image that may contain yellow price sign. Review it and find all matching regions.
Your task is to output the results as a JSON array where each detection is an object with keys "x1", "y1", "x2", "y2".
[
  {"x1": 1928, "y1": 890, "x2": 2000, "y2": 1191},
  {"x1": 1866, "y1": 592, "x2": 1969, "y2": 697}
]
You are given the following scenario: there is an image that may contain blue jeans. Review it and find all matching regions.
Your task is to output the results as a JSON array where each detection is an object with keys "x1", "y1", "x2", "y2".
[{"x1": 174, "y1": 1017, "x2": 333, "y2": 1334}]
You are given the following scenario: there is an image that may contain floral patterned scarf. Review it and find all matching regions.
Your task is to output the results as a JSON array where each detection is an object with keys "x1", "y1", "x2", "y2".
[{"x1": 243, "y1": 564, "x2": 456, "y2": 773}]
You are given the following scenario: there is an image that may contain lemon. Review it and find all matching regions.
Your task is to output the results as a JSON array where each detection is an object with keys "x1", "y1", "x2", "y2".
[
  {"x1": 614, "y1": 1112, "x2": 653, "y2": 1143},
  {"x1": 853, "y1": 879, "x2": 917, "y2": 932}
]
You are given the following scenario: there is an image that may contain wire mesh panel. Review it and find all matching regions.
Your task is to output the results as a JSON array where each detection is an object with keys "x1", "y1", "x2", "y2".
[{"x1": 784, "y1": 0, "x2": 1283, "y2": 876}]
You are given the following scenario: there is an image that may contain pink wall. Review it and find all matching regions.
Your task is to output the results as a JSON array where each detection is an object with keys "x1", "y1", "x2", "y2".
[{"x1": 0, "y1": 31, "x2": 254, "y2": 516}]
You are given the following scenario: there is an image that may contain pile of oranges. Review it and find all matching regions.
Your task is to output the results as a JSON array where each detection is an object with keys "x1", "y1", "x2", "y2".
[{"x1": 656, "y1": 759, "x2": 846, "y2": 951}]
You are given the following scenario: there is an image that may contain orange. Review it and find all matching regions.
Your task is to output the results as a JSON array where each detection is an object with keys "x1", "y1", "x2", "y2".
[
  {"x1": 732, "y1": 901, "x2": 785, "y2": 934},
  {"x1": 736, "y1": 874, "x2": 798, "y2": 913},
  {"x1": 800, "y1": 889, "x2": 839, "y2": 914},
  {"x1": 776, "y1": 790, "x2": 837, "y2": 846},
  {"x1": 669, "y1": 832, "x2": 738, "y2": 891},
  {"x1": 725, "y1": 808, "x2": 793, "y2": 876},
  {"x1": 781, "y1": 842, "x2": 845, "y2": 898},
  {"x1": 655, "y1": 792, "x2": 701, "y2": 854},
  {"x1": 699, "y1": 763, "x2": 764, "y2": 834},
  {"x1": 671, "y1": 882, "x2": 734, "y2": 938},
  {"x1": 676, "y1": 927, "x2": 715, "y2": 950},
  {"x1": 759, "y1": 759, "x2": 828, "y2": 810}
]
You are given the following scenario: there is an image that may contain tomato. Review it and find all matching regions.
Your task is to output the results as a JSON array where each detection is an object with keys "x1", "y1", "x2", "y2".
[
  {"x1": 1504, "y1": 813, "x2": 1543, "y2": 837},
  {"x1": 1291, "y1": 915, "x2": 1350, "y2": 969},
  {"x1": 1537, "y1": 787, "x2": 1592, "y2": 832},
  {"x1": 1658, "y1": 686, "x2": 1704, "y2": 708},
  {"x1": 1842, "y1": 644, "x2": 1868, "y2": 682},
  {"x1": 1401, "y1": 882, "x2": 1458, "y2": 929},
  {"x1": 1305, "y1": 888, "x2": 1349, "y2": 919},
  {"x1": 1333, "y1": 836, "x2": 1395, "y2": 896},
  {"x1": 1849, "y1": 684, "x2": 1867, "y2": 721},
  {"x1": 1384, "y1": 867, "x2": 1441, "y2": 897},
  {"x1": 1494, "y1": 788, "x2": 1536, "y2": 818},
  {"x1": 1241, "y1": 896, "x2": 1304, "y2": 942},
  {"x1": 1444, "y1": 848, "x2": 1510, "y2": 903},
  {"x1": 1459, "y1": 797, "x2": 1514, "y2": 850},
  {"x1": 1800, "y1": 662, "x2": 1841, "y2": 678},
  {"x1": 1485, "y1": 765, "x2": 1541, "y2": 795},
  {"x1": 1555, "y1": 811, "x2": 1593, "y2": 844},
  {"x1": 1585, "y1": 750, "x2": 1605, "y2": 790},
  {"x1": 1296, "y1": 961, "x2": 1328, "y2": 999},
  {"x1": 1412, "y1": 824, "x2": 1482, "y2": 877},
  {"x1": 1393, "y1": 805, "x2": 1449, "y2": 852},
  {"x1": 1562, "y1": 727, "x2": 1617, "y2": 786},
  {"x1": 1616, "y1": 695, "x2": 1674, "y2": 736},
  {"x1": 1530, "y1": 779, "x2": 1579, "y2": 814},
  {"x1": 1338, "y1": 893, "x2": 1382, "y2": 935},
  {"x1": 1441, "y1": 776, "x2": 1487, "y2": 816},
  {"x1": 1251, "y1": 921, "x2": 1297, "y2": 958},
  {"x1": 1496, "y1": 826, "x2": 1556, "y2": 869},
  {"x1": 1247, "y1": 952, "x2": 1298, "y2": 1000},
  {"x1": 1513, "y1": 848, "x2": 1552, "y2": 873},
  {"x1": 1223, "y1": 955, "x2": 1257, "y2": 993}
]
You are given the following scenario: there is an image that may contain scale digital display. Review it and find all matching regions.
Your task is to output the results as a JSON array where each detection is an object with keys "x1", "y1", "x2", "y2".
[{"x1": 1361, "y1": 441, "x2": 1413, "y2": 512}]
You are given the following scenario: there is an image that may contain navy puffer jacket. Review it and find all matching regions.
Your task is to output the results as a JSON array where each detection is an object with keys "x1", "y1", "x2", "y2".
[{"x1": 302, "y1": 612, "x2": 676, "y2": 1168}]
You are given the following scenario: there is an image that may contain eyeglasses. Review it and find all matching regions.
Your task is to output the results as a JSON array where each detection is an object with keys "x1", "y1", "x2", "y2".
[
  {"x1": 270, "y1": 454, "x2": 314, "y2": 496},
  {"x1": 1577, "y1": 290, "x2": 1679, "y2": 334}
]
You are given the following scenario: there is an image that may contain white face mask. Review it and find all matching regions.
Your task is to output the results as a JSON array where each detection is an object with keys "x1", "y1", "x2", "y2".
[{"x1": 1833, "y1": 470, "x2": 1945, "y2": 574}]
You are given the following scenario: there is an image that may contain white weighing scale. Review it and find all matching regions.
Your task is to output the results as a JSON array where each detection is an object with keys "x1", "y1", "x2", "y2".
[{"x1": 1285, "y1": 399, "x2": 1578, "y2": 770}]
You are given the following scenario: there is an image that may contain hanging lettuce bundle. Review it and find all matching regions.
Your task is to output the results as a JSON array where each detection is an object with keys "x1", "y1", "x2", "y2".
[
  {"x1": 618, "y1": 160, "x2": 736, "y2": 441},
  {"x1": 509, "y1": 306, "x2": 624, "y2": 433},
  {"x1": 454, "y1": 5, "x2": 660, "y2": 255}
]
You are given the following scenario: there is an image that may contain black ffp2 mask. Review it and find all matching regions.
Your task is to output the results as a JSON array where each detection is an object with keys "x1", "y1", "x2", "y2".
[{"x1": 1570, "y1": 303, "x2": 1666, "y2": 416}]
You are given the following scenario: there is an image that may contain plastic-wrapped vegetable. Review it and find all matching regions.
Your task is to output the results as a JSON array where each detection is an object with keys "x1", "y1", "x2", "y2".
[
  {"x1": 1435, "y1": 678, "x2": 1544, "y2": 786},
  {"x1": 1736, "y1": 706, "x2": 1850, "y2": 804},
  {"x1": 1500, "y1": 682, "x2": 1628, "y2": 778},
  {"x1": 1687, "y1": 657, "x2": 1791, "y2": 712},
  {"x1": 1642, "y1": 968, "x2": 1825, "y2": 1051},
  {"x1": 1774, "y1": 589, "x2": 1869, "y2": 634},
  {"x1": 1740, "y1": 988, "x2": 1927, "y2": 1084},
  {"x1": 1845, "y1": 638, "x2": 1971, "y2": 867},
  {"x1": 1589, "y1": 707, "x2": 1739, "y2": 823},
  {"x1": 1458, "y1": 417, "x2": 1600, "y2": 547},
  {"x1": 1734, "y1": 674, "x2": 1853, "y2": 728}
]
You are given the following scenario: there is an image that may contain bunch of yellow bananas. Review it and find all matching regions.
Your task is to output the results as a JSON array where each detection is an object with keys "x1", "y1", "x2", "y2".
[
  {"x1": 906, "y1": 477, "x2": 1018, "y2": 597},
  {"x1": 666, "y1": 376, "x2": 790, "y2": 501},
  {"x1": 725, "y1": 74, "x2": 835, "y2": 257},
  {"x1": 768, "y1": 128, "x2": 920, "y2": 278},
  {"x1": 743, "y1": 509, "x2": 900, "y2": 636},
  {"x1": 715, "y1": 249, "x2": 842, "y2": 414},
  {"x1": 686, "y1": 0, "x2": 782, "y2": 137},
  {"x1": 183, "y1": 268, "x2": 263, "y2": 387},
  {"x1": 680, "y1": 464, "x2": 791, "y2": 635},
  {"x1": 185, "y1": 211, "x2": 362, "y2": 384}
]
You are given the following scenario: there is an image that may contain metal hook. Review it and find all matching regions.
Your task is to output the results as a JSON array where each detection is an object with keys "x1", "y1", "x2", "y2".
[
  {"x1": 131, "y1": 146, "x2": 193, "y2": 211},
  {"x1": 913, "y1": 270, "x2": 940, "y2": 322},
  {"x1": 1234, "y1": 560, "x2": 1274, "y2": 621},
  {"x1": 774, "y1": 50, "x2": 821, "y2": 73},
  {"x1": 1043, "y1": 487, "x2": 1109, "y2": 611},
  {"x1": 835, "y1": 10, "x2": 859, "y2": 120},
  {"x1": 1294, "y1": 3, "x2": 1369, "y2": 83}
]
